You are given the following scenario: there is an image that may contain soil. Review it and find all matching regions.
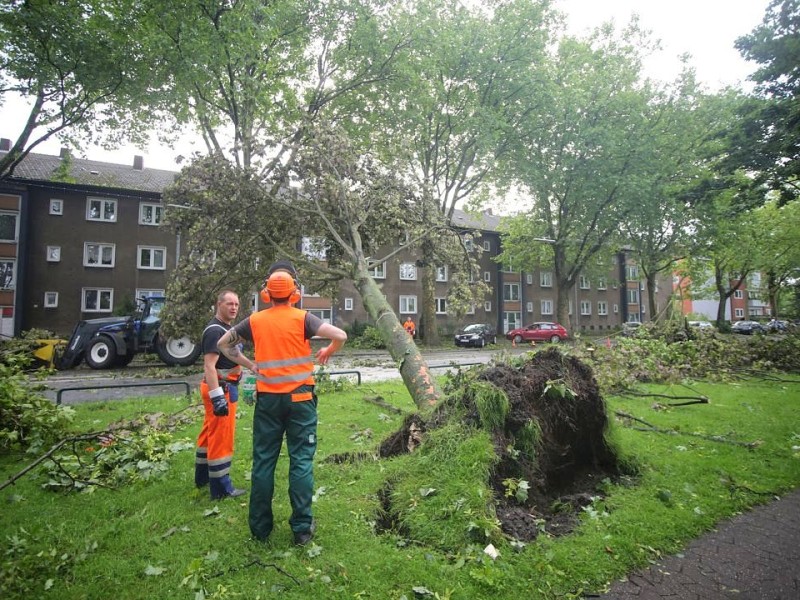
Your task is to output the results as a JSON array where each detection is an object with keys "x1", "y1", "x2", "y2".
[{"x1": 334, "y1": 347, "x2": 625, "y2": 542}]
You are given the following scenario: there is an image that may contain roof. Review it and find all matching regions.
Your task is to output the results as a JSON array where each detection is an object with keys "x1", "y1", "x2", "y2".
[
  {"x1": 450, "y1": 208, "x2": 503, "y2": 233},
  {"x1": 3, "y1": 149, "x2": 178, "y2": 194}
]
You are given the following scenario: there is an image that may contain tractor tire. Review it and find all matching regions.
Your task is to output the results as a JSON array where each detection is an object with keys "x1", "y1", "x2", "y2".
[
  {"x1": 114, "y1": 351, "x2": 135, "y2": 367},
  {"x1": 157, "y1": 335, "x2": 201, "y2": 366},
  {"x1": 85, "y1": 337, "x2": 117, "y2": 369}
]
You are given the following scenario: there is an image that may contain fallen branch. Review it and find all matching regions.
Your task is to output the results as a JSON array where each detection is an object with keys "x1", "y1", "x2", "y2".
[
  {"x1": 363, "y1": 394, "x2": 403, "y2": 414},
  {"x1": 614, "y1": 411, "x2": 761, "y2": 449},
  {"x1": 618, "y1": 389, "x2": 709, "y2": 406},
  {"x1": 209, "y1": 557, "x2": 300, "y2": 585}
]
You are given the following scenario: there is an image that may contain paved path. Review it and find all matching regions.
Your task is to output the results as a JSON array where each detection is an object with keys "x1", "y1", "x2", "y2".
[{"x1": 597, "y1": 488, "x2": 800, "y2": 600}]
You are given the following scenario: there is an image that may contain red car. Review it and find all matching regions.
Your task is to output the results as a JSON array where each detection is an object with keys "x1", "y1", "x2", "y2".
[{"x1": 506, "y1": 322, "x2": 569, "y2": 344}]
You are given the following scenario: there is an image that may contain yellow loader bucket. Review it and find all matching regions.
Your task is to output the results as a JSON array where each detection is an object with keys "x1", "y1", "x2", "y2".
[{"x1": 32, "y1": 339, "x2": 67, "y2": 368}]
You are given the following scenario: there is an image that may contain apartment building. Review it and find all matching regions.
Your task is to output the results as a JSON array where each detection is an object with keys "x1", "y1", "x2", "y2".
[{"x1": 1, "y1": 143, "x2": 670, "y2": 338}]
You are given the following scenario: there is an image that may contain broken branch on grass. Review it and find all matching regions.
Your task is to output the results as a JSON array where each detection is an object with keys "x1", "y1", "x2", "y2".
[
  {"x1": 363, "y1": 394, "x2": 403, "y2": 414},
  {"x1": 618, "y1": 389, "x2": 709, "y2": 406},
  {"x1": 614, "y1": 411, "x2": 761, "y2": 449},
  {"x1": 209, "y1": 558, "x2": 300, "y2": 585}
]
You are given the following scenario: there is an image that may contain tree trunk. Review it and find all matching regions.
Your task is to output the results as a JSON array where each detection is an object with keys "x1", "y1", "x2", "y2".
[
  {"x1": 645, "y1": 270, "x2": 658, "y2": 323},
  {"x1": 419, "y1": 250, "x2": 440, "y2": 346},
  {"x1": 353, "y1": 260, "x2": 441, "y2": 410},
  {"x1": 767, "y1": 270, "x2": 779, "y2": 318}
]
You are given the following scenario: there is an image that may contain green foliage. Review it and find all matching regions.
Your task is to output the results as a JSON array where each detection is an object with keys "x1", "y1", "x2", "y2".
[
  {"x1": 346, "y1": 325, "x2": 386, "y2": 350},
  {"x1": 749, "y1": 332, "x2": 800, "y2": 372},
  {"x1": 514, "y1": 418, "x2": 542, "y2": 459},
  {"x1": 470, "y1": 381, "x2": 510, "y2": 430},
  {"x1": 112, "y1": 294, "x2": 137, "y2": 317},
  {"x1": 0, "y1": 361, "x2": 73, "y2": 455}
]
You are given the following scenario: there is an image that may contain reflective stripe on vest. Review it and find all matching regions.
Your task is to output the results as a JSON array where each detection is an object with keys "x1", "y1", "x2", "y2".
[{"x1": 250, "y1": 305, "x2": 315, "y2": 394}]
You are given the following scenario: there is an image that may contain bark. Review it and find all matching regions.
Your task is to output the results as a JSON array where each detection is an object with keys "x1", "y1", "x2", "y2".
[
  {"x1": 353, "y1": 259, "x2": 441, "y2": 410},
  {"x1": 420, "y1": 250, "x2": 440, "y2": 346},
  {"x1": 645, "y1": 270, "x2": 658, "y2": 323}
]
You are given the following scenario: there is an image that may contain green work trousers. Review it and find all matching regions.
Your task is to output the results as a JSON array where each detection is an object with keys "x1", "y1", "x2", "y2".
[{"x1": 249, "y1": 388, "x2": 317, "y2": 541}]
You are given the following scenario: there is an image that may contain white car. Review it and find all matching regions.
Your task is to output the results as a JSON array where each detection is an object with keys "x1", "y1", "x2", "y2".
[{"x1": 688, "y1": 320, "x2": 714, "y2": 331}]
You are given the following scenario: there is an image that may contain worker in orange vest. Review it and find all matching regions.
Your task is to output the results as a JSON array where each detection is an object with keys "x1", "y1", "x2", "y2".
[
  {"x1": 195, "y1": 289, "x2": 246, "y2": 500},
  {"x1": 403, "y1": 316, "x2": 416, "y2": 338},
  {"x1": 218, "y1": 261, "x2": 347, "y2": 546}
]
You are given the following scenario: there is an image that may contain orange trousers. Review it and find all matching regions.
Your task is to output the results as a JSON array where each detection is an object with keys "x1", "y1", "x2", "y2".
[{"x1": 195, "y1": 381, "x2": 238, "y2": 498}]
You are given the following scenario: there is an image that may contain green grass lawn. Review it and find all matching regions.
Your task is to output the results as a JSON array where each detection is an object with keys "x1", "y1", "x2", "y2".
[{"x1": 2, "y1": 376, "x2": 799, "y2": 599}]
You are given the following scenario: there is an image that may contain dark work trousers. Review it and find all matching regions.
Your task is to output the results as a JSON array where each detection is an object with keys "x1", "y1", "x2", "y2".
[{"x1": 249, "y1": 388, "x2": 317, "y2": 541}]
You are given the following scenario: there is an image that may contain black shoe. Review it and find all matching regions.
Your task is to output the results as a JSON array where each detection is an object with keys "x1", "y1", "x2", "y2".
[{"x1": 294, "y1": 520, "x2": 316, "y2": 546}]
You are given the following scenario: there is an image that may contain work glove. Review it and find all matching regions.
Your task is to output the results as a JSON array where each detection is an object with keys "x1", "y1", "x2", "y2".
[{"x1": 209, "y1": 386, "x2": 228, "y2": 417}]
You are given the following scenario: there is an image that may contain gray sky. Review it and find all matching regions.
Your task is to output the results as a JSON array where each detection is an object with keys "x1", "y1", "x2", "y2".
[{"x1": 1, "y1": 0, "x2": 771, "y2": 170}]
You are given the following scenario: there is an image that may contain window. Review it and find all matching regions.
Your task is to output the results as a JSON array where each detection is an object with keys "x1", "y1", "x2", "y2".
[
  {"x1": 580, "y1": 300, "x2": 591, "y2": 316},
  {"x1": 82, "y1": 288, "x2": 113, "y2": 312},
  {"x1": 483, "y1": 271, "x2": 491, "y2": 282},
  {"x1": 484, "y1": 301, "x2": 492, "y2": 312},
  {"x1": 735, "y1": 308, "x2": 744, "y2": 318},
  {"x1": 503, "y1": 312, "x2": 521, "y2": 332},
  {"x1": 466, "y1": 303, "x2": 476, "y2": 315},
  {"x1": 526, "y1": 302, "x2": 533, "y2": 313},
  {"x1": 625, "y1": 265, "x2": 639, "y2": 280},
  {"x1": 135, "y1": 289, "x2": 165, "y2": 300},
  {"x1": 344, "y1": 297, "x2": 354, "y2": 311},
  {"x1": 627, "y1": 289, "x2": 640, "y2": 304},
  {"x1": 399, "y1": 263, "x2": 417, "y2": 280},
  {"x1": 139, "y1": 203, "x2": 163, "y2": 225},
  {"x1": 464, "y1": 237, "x2": 474, "y2": 252},
  {"x1": 579, "y1": 275, "x2": 590, "y2": 289},
  {"x1": 0, "y1": 259, "x2": 16, "y2": 289},
  {"x1": 86, "y1": 198, "x2": 117, "y2": 222},
  {"x1": 483, "y1": 240, "x2": 491, "y2": 251},
  {"x1": 597, "y1": 301, "x2": 608, "y2": 316},
  {"x1": 49, "y1": 199, "x2": 63, "y2": 215},
  {"x1": 436, "y1": 265, "x2": 448, "y2": 282},
  {"x1": 733, "y1": 289, "x2": 744, "y2": 299},
  {"x1": 0, "y1": 212, "x2": 18, "y2": 242},
  {"x1": 568, "y1": 300, "x2": 573, "y2": 315},
  {"x1": 597, "y1": 277, "x2": 607, "y2": 290},
  {"x1": 44, "y1": 291, "x2": 59, "y2": 308},
  {"x1": 526, "y1": 273, "x2": 533, "y2": 285},
  {"x1": 370, "y1": 261, "x2": 386, "y2": 279},
  {"x1": 84, "y1": 242, "x2": 115, "y2": 267},
  {"x1": 541, "y1": 299, "x2": 553, "y2": 315},
  {"x1": 613, "y1": 303, "x2": 619, "y2": 314},
  {"x1": 540, "y1": 271, "x2": 553, "y2": 287},
  {"x1": 138, "y1": 246, "x2": 166, "y2": 270},
  {"x1": 435, "y1": 297, "x2": 447, "y2": 314},
  {"x1": 503, "y1": 283, "x2": 520, "y2": 302},
  {"x1": 399, "y1": 295, "x2": 417, "y2": 314},
  {"x1": 46, "y1": 246, "x2": 61, "y2": 262},
  {"x1": 307, "y1": 309, "x2": 331, "y2": 324}
]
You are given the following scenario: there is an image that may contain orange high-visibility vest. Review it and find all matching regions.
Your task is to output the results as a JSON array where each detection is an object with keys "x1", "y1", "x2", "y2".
[{"x1": 250, "y1": 305, "x2": 315, "y2": 394}]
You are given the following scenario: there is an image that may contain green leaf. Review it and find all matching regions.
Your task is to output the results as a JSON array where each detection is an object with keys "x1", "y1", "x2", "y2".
[{"x1": 145, "y1": 565, "x2": 165, "y2": 576}]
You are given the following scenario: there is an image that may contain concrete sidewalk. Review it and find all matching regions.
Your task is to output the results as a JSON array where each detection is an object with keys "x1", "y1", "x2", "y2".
[{"x1": 597, "y1": 487, "x2": 800, "y2": 599}]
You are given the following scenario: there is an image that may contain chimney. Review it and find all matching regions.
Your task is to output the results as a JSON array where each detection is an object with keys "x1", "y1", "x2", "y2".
[
  {"x1": 0, "y1": 138, "x2": 10, "y2": 152},
  {"x1": 484, "y1": 207, "x2": 493, "y2": 215},
  {"x1": 133, "y1": 155, "x2": 144, "y2": 170},
  {"x1": 59, "y1": 147, "x2": 70, "y2": 159}
]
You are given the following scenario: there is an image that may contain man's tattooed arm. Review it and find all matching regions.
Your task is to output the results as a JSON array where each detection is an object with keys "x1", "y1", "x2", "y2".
[{"x1": 217, "y1": 330, "x2": 257, "y2": 372}]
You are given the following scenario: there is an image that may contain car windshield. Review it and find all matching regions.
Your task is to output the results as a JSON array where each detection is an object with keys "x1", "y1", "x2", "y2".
[{"x1": 462, "y1": 324, "x2": 483, "y2": 333}]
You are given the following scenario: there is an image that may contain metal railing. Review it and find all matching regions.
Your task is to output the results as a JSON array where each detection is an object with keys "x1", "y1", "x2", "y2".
[{"x1": 56, "y1": 381, "x2": 192, "y2": 405}]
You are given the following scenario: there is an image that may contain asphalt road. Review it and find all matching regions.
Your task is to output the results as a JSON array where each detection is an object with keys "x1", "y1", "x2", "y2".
[{"x1": 38, "y1": 345, "x2": 535, "y2": 405}]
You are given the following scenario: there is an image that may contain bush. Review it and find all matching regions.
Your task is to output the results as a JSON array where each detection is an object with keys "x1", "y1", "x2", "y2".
[{"x1": 347, "y1": 325, "x2": 386, "y2": 349}]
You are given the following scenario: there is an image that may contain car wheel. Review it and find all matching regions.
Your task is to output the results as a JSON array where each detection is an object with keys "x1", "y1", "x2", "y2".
[
  {"x1": 514, "y1": 335, "x2": 523, "y2": 344},
  {"x1": 156, "y1": 335, "x2": 201, "y2": 366},
  {"x1": 85, "y1": 337, "x2": 117, "y2": 369},
  {"x1": 114, "y1": 351, "x2": 135, "y2": 367},
  {"x1": 550, "y1": 335, "x2": 561, "y2": 343},
  {"x1": 492, "y1": 336, "x2": 497, "y2": 345},
  {"x1": 479, "y1": 337, "x2": 485, "y2": 348}
]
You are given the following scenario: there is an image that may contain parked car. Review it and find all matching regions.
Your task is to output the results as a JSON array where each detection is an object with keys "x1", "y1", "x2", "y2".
[
  {"x1": 731, "y1": 320, "x2": 765, "y2": 335},
  {"x1": 688, "y1": 320, "x2": 714, "y2": 331},
  {"x1": 621, "y1": 321, "x2": 643, "y2": 337},
  {"x1": 454, "y1": 323, "x2": 497, "y2": 348},
  {"x1": 505, "y1": 322, "x2": 568, "y2": 344},
  {"x1": 765, "y1": 319, "x2": 788, "y2": 333}
]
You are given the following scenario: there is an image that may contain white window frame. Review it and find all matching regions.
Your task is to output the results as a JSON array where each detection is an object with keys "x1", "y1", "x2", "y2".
[
  {"x1": 137, "y1": 245, "x2": 166, "y2": 270},
  {"x1": 370, "y1": 261, "x2": 386, "y2": 279},
  {"x1": 733, "y1": 289, "x2": 744, "y2": 299},
  {"x1": 82, "y1": 287, "x2": 114, "y2": 312},
  {"x1": 46, "y1": 246, "x2": 61, "y2": 262},
  {"x1": 0, "y1": 211, "x2": 19, "y2": 242},
  {"x1": 399, "y1": 262, "x2": 417, "y2": 280},
  {"x1": 483, "y1": 240, "x2": 491, "y2": 251},
  {"x1": 307, "y1": 308, "x2": 332, "y2": 324},
  {"x1": 613, "y1": 303, "x2": 619, "y2": 314},
  {"x1": 466, "y1": 303, "x2": 476, "y2": 315},
  {"x1": 435, "y1": 297, "x2": 447, "y2": 314},
  {"x1": 540, "y1": 271, "x2": 553, "y2": 287},
  {"x1": 484, "y1": 301, "x2": 492, "y2": 312},
  {"x1": 579, "y1": 275, "x2": 590, "y2": 289},
  {"x1": 503, "y1": 311, "x2": 521, "y2": 332},
  {"x1": 503, "y1": 283, "x2": 520, "y2": 302},
  {"x1": 83, "y1": 242, "x2": 116, "y2": 268},
  {"x1": 580, "y1": 300, "x2": 591, "y2": 316},
  {"x1": 569, "y1": 299, "x2": 573, "y2": 315},
  {"x1": 526, "y1": 273, "x2": 533, "y2": 285},
  {"x1": 597, "y1": 277, "x2": 607, "y2": 290},
  {"x1": 139, "y1": 202, "x2": 163, "y2": 226},
  {"x1": 597, "y1": 301, "x2": 608, "y2": 316},
  {"x1": 483, "y1": 271, "x2": 491, "y2": 282},
  {"x1": 399, "y1": 295, "x2": 417, "y2": 314},
  {"x1": 626, "y1": 265, "x2": 639, "y2": 280},
  {"x1": 86, "y1": 197, "x2": 117, "y2": 222},
  {"x1": 49, "y1": 199, "x2": 63, "y2": 216},
  {"x1": 502, "y1": 262, "x2": 515, "y2": 273},
  {"x1": 627, "y1": 289, "x2": 640, "y2": 304},
  {"x1": 344, "y1": 297, "x2": 354, "y2": 311},
  {"x1": 436, "y1": 265, "x2": 448, "y2": 282},
  {"x1": 526, "y1": 301, "x2": 534, "y2": 313},
  {"x1": 735, "y1": 308, "x2": 745, "y2": 318},
  {"x1": 541, "y1": 299, "x2": 553, "y2": 315},
  {"x1": 44, "y1": 291, "x2": 59, "y2": 308},
  {"x1": 464, "y1": 237, "x2": 474, "y2": 252}
]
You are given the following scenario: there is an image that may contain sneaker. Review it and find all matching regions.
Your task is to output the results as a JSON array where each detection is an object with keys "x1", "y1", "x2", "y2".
[
  {"x1": 293, "y1": 520, "x2": 316, "y2": 546},
  {"x1": 211, "y1": 488, "x2": 247, "y2": 500}
]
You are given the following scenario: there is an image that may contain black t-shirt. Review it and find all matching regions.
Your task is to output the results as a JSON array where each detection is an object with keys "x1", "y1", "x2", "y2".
[{"x1": 202, "y1": 318, "x2": 238, "y2": 370}]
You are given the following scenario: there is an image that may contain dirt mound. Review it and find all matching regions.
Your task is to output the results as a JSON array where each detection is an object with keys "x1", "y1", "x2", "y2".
[{"x1": 373, "y1": 347, "x2": 622, "y2": 541}]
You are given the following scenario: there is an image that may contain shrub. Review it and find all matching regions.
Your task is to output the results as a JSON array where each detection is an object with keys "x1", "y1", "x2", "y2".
[{"x1": 347, "y1": 325, "x2": 386, "y2": 349}]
